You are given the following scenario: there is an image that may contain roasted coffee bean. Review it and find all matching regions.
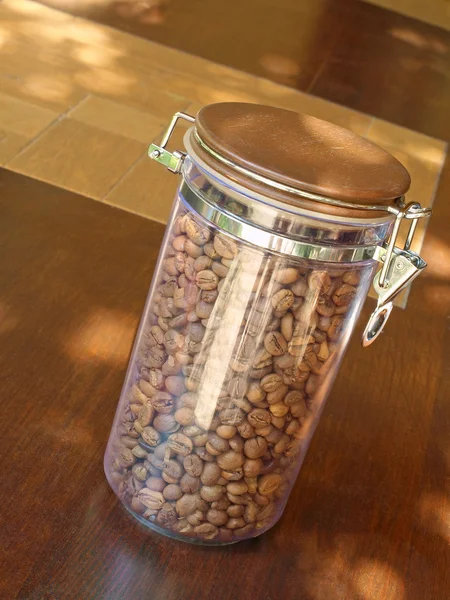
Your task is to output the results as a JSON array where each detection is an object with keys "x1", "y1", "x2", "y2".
[
  {"x1": 246, "y1": 381, "x2": 266, "y2": 404},
  {"x1": 167, "y1": 433, "x2": 193, "y2": 456},
  {"x1": 184, "y1": 215, "x2": 210, "y2": 245},
  {"x1": 214, "y1": 234, "x2": 237, "y2": 259},
  {"x1": 244, "y1": 437, "x2": 268, "y2": 459},
  {"x1": 174, "y1": 407, "x2": 195, "y2": 426},
  {"x1": 207, "y1": 509, "x2": 229, "y2": 526},
  {"x1": 162, "y1": 459, "x2": 184, "y2": 481},
  {"x1": 219, "y1": 407, "x2": 245, "y2": 426},
  {"x1": 206, "y1": 433, "x2": 230, "y2": 455},
  {"x1": 248, "y1": 409, "x2": 271, "y2": 429},
  {"x1": 183, "y1": 454, "x2": 203, "y2": 477},
  {"x1": 201, "y1": 462, "x2": 222, "y2": 485},
  {"x1": 157, "y1": 503, "x2": 178, "y2": 527},
  {"x1": 271, "y1": 289, "x2": 294, "y2": 313},
  {"x1": 180, "y1": 473, "x2": 201, "y2": 494},
  {"x1": 176, "y1": 493, "x2": 198, "y2": 517},
  {"x1": 258, "y1": 474, "x2": 282, "y2": 496},
  {"x1": 194, "y1": 523, "x2": 219, "y2": 539},
  {"x1": 200, "y1": 485, "x2": 225, "y2": 503},
  {"x1": 154, "y1": 414, "x2": 179, "y2": 434},
  {"x1": 163, "y1": 484, "x2": 183, "y2": 501},
  {"x1": 196, "y1": 270, "x2": 219, "y2": 291},
  {"x1": 264, "y1": 331, "x2": 288, "y2": 356},
  {"x1": 221, "y1": 468, "x2": 244, "y2": 481},
  {"x1": 151, "y1": 392, "x2": 174, "y2": 414},
  {"x1": 141, "y1": 426, "x2": 160, "y2": 447},
  {"x1": 217, "y1": 451, "x2": 244, "y2": 471},
  {"x1": 216, "y1": 425, "x2": 237, "y2": 439},
  {"x1": 138, "y1": 488, "x2": 165, "y2": 510},
  {"x1": 332, "y1": 283, "x2": 356, "y2": 306},
  {"x1": 243, "y1": 458, "x2": 263, "y2": 477}
]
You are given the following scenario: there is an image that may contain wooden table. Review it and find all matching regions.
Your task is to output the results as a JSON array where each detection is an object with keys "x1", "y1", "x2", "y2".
[{"x1": 1, "y1": 167, "x2": 449, "y2": 600}]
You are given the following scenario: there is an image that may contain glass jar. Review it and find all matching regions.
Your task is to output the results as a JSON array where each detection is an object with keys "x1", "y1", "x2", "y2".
[{"x1": 105, "y1": 104, "x2": 430, "y2": 545}]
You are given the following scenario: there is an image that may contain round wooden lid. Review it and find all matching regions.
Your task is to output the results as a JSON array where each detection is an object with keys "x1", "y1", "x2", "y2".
[{"x1": 192, "y1": 103, "x2": 410, "y2": 217}]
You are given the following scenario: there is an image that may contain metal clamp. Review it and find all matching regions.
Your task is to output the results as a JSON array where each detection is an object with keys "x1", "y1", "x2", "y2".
[
  {"x1": 362, "y1": 202, "x2": 431, "y2": 346},
  {"x1": 148, "y1": 112, "x2": 195, "y2": 173}
]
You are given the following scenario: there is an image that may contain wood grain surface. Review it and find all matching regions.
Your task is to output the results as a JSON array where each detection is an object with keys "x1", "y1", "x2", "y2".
[{"x1": 0, "y1": 166, "x2": 449, "y2": 600}]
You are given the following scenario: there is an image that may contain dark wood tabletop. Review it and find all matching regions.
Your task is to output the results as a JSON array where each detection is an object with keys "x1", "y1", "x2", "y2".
[{"x1": 1, "y1": 166, "x2": 449, "y2": 600}]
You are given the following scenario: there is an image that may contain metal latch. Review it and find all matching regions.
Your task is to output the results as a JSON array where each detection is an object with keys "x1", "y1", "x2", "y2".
[
  {"x1": 362, "y1": 202, "x2": 431, "y2": 346},
  {"x1": 148, "y1": 112, "x2": 195, "y2": 174}
]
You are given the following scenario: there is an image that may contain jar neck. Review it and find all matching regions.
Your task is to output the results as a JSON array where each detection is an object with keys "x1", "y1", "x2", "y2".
[{"x1": 181, "y1": 157, "x2": 394, "y2": 264}]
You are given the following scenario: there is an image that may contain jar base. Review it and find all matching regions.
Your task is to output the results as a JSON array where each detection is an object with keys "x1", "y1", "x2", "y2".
[{"x1": 123, "y1": 504, "x2": 242, "y2": 546}]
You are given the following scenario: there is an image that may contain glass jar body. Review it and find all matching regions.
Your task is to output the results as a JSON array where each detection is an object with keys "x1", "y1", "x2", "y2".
[{"x1": 104, "y1": 168, "x2": 379, "y2": 545}]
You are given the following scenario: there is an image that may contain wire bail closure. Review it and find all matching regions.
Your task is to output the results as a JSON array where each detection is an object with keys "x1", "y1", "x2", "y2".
[
  {"x1": 149, "y1": 111, "x2": 432, "y2": 347},
  {"x1": 362, "y1": 202, "x2": 430, "y2": 346}
]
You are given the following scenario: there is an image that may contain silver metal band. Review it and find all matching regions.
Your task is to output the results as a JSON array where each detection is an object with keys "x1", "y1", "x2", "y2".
[{"x1": 180, "y1": 178, "x2": 378, "y2": 263}]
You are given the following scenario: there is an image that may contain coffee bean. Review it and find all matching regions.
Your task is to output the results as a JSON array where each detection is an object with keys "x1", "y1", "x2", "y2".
[
  {"x1": 163, "y1": 484, "x2": 183, "y2": 501},
  {"x1": 258, "y1": 474, "x2": 282, "y2": 496},
  {"x1": 214, "y1": 234, "x2": 237, "y2": 259},
  {"x1": 184, "y1": 454, "x2": 203, "y2": 477},
  {"x1": 184, "y1": 215, "x2": 210, "y2": 245},
  {"x1": 196, "y1": 270, "x2": 219, "y2": 291},
  {"x1": 264, "y1": 331, "x2": 288, "y2": 356},
  {"x1": 141, "y1": 426, "x2": 161, "y2": 447},
  {"x1": 226, "y1": 481, "x2": 248, "y2": 495},
  {"x1": 200, "y1": 485, "x2": 225, "y2": 503},
  {"x1": 138, "y1": 488, "x2": 165, "y2": 510},
  {"x1": 194, "y1": 522, "x2": 219, "y2": 539},
  {"x1": 332, "y1": 283, "x2": 356, "y2": 306},
  {"x1": 221, "y1": 468, "x2": 244, "y2": 481},
  {"x1": 151, "y1": 392, "x2": 174, "y2": 414},
  {"x1": 201, "y1": 462, "x2": 222, "y2": 485},
  {"x1": 167, "y1": 433, "x2": 193, "y2": 456},
  {"x1": 206, "y1": 433, "x2": 230, "y2": 455},
  {"x1": 216, "y1": 425, "x2": 237, "y2": 439},
  {"x1": 227, "y1": 504, "x2": 245, "y2": 518},
  {"x1": 176, "y1": 493, "x2": 198, "y2": 517},
  {"x1": 271, "y1": 289, "x2": 294, "y2": 313},
  {"x1": 180, "y1": 473, "x2": 200, "y2": 494},
  {"x1": 246, "y1": 381, "x2": 266, "y2": 404},
  {"x1": 226, "y1": 517, "x2": 246, "y2": 530},
  {"x1": 275, "y1": 268, "x2": 299, "y2": 284},
  {"x1": 154, "y1": 414, "x2": 179, "y2": 434},
  {"x1": 174, "y1": 407, "x2": 195, "y2": 426},
  {"x1": 247, "y1": 409, "x2": 271, "y2": 429},
  {"x1": 244, "y1": 436, "x2": 268, "y2": 459},
  {"x1": 217, "y1": 451, "x2": 244, "y2": 471}
]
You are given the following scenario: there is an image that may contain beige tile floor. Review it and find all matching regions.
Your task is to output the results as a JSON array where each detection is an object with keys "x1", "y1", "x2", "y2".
[{"x1": 1, "y1": 0, "x2": 447, "y2": 306}]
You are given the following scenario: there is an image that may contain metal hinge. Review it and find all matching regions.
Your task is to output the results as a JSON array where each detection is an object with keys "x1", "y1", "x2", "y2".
[
  {"x1": 362, "y1": 202, "x2": 431, "y2": 346},
  {"x1": 148, "y1": 112, "x2": 195, "y2": 173}
]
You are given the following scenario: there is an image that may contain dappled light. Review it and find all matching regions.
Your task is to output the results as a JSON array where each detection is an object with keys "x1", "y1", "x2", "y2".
[
  {"x1": 419, "y1": 492, "x2": 450, "y2": 544},
  {"x1": 422, "y1": 233, "x2": 450, "y2": 279},
  {"x1": 0, "y1": 301, "x2": 20, "y2": 334},
  {"x1": 64, "y1": 308, "x2": 136, "y2": 364},
  {"x1": 390, "y1": 27, "x2": 447, "y2": 54},
  {"x1": 354, "y1": 560, "x2": 405, "y2": 600}
]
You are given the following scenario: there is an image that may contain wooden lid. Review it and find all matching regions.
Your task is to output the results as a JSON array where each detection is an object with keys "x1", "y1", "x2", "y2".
[{"x1": 191, "y1": 103, "x2": 410, "y2": 218}]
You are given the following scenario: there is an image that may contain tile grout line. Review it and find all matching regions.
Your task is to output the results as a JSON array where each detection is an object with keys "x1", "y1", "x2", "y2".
[
  {"x1": 4, "y1": 94, "x2": 91, "y2": 167},
  {"x1": 99, "y1": 112, "x2": 192, "y2": 202},
  {"x1": 100, "y1": 151, "x2": 147, "y2": 203}
]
